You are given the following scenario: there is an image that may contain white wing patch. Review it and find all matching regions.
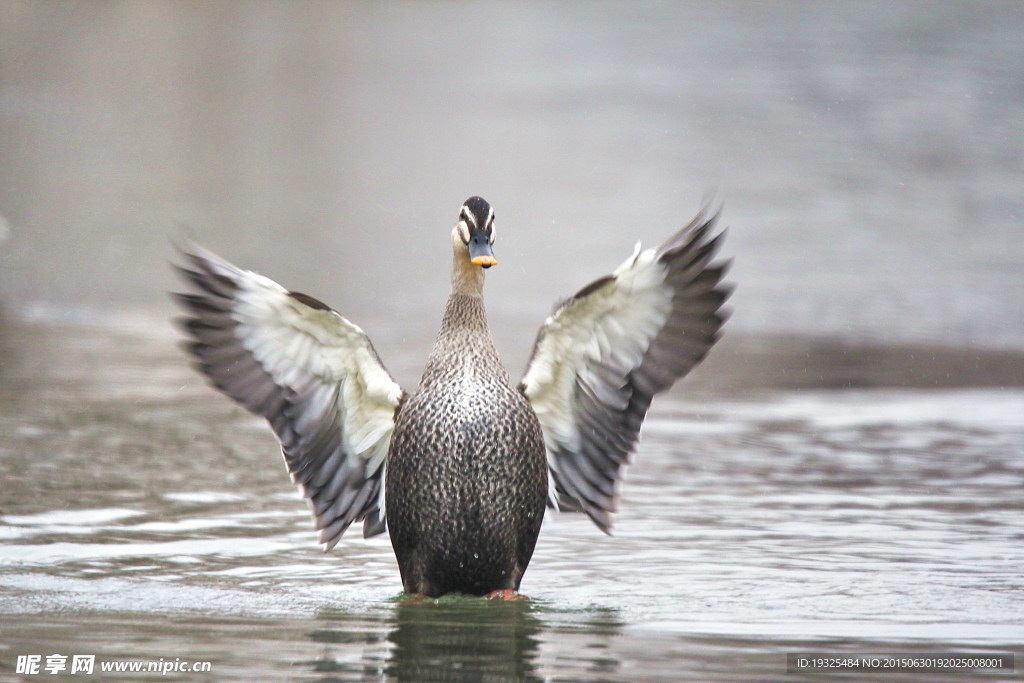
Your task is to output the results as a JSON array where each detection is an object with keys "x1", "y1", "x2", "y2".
[
  {"x1": 523, "y1": 245, "x2": 671, "y2": 454},
  {"x1": 175, "y1": 247, "x2": 403, "y2": 549},
  {"x1": 521, "y1": 209, "x2": 731, "y2": 532}
]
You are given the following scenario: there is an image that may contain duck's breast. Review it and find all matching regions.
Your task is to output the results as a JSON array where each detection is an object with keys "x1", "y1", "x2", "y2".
[{"x1": 385, "y1": 369, "x2": 547, "y2": 593}]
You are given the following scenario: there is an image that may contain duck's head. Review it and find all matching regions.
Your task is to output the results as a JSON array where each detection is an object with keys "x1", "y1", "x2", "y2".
[{"x1": 452, "y1": 196, "x2": 497, "y2": 269}]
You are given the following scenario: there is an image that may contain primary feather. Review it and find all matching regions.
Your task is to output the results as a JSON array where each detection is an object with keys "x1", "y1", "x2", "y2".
[
  {"x1": 174, "y1": 246, "x2": 403, "y2": 549},
  {"x1": 521, "y1": 207, "x2": 731, "y2": 532}
]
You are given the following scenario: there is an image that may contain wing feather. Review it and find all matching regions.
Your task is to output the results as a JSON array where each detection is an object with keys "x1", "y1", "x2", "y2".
[
  {"x1": 174, "y1": 245, "x2": 403, "y2": 548},
  {"x1": 521, "y1": 207, "x2": 731, "y2": 532}
]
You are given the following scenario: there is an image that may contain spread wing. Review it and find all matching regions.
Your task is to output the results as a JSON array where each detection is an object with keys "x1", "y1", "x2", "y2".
[
  {"x1": 173, "y1": 245, "x2": 404, "y2": 549},
  {"x1": 520, "y1": 207, "x2": 731, "y2": 532}
]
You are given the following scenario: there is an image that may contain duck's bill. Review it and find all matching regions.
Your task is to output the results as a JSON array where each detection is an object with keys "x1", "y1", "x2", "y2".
[
  {"x1": 470, "y1": 255, "x2": 498, "y2": 267},
  {"x1": 468, "y1": 236, "x2": 497, "y2": 268}
]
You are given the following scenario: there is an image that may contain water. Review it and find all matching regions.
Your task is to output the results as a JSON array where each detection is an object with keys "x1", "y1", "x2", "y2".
[
  {"x1": 2, "y1": 1, "x2": 1024, "y2": 680},
  {"x1": 1, "y1": 321, "x2": 1021, "y2": 680}
]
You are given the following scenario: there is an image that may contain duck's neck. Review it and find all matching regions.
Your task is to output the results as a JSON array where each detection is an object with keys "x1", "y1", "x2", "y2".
[
  {"x1": 438, "y1": 291, "x2": 490, "y2": 337},
  {"x1": 450, "y1": 250, "x2": 486, "y2": 298},
  {"x1": 420, "y1": 256, "x2": 501, "y2": 386},
  {"x1": 427, "y1": 288, "x2": 506, "y2": 383},
  {"x1": 440, "y1": 248, "x2": 490, "y2": 332}
]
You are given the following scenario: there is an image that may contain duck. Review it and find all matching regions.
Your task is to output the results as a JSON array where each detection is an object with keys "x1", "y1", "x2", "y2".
[{"x1": 174, "y1": 196, "x2": 731, "y2": 599}]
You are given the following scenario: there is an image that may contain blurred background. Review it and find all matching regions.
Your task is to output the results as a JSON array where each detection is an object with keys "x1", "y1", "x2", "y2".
[
  {"x1": 1, "y1": 0, "x2": 1022, "y2": 390},
  {"x1": 2, "y1": 4, "x2": 1023, "y2": 679}
]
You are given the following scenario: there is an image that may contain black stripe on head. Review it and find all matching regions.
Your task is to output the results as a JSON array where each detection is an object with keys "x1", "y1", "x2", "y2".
[
  {"x1": 461, "y1": 196, "x2": 493, "y2": 233},
  {"x1": 459, "y1": 206, "x2": 476, "y2": 229}
]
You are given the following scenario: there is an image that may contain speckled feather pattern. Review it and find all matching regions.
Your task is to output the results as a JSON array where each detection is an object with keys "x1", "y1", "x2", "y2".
[
  {"x1": 172, "y1": 197, "x2": 730, "y2": 599},
  {"x1": 386, "y1": 293, "x2": 548, "y2": 596}
]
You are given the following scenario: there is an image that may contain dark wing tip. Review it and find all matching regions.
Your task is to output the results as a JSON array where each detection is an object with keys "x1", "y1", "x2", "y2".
[
  {"x1": 591, "y1": 509, "x2": 615, "y2": 536},
  {"x1": 362, "y1": 512, "x2": 387, "y2": 538},
  {"x1": 573, "y1": 274, "x2": 617, "y2": 302},
  {"x1": 656, "y1": 204, "x2": 722, "y2": 258},
  {"x1": 287, "y1": 290, "x2": 334, "y2": 312}
]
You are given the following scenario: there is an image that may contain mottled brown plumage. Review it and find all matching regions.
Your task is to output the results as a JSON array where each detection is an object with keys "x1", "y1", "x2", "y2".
[
  {"x1": 173, "y1": 196, "x2": 730, "y2": 598},
  {"x1": 387, "y1": 293, "x2": 547, "y2": 596}
]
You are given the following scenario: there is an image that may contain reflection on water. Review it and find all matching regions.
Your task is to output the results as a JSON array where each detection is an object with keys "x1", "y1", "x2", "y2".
[
  {"x1": 1, "y1": 319, "x2": 1021, "y2": 680},
  {"x1": 383, "y1": 600, "x2": 545, "y2": 681}
]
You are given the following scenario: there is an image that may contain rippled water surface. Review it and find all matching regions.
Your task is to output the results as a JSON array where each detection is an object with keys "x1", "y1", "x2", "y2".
[{"x1": 1, "y1": 321, "x2": 1022, "y2": 681}]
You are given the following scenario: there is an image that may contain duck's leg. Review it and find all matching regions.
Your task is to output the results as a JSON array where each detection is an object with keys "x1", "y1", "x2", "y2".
[
  {"x1": 396, "y1": 593, "x2": 429, "y2": 605},
  {"x1": 485, "y1": 589, "x2": 528, "y2": 601}
]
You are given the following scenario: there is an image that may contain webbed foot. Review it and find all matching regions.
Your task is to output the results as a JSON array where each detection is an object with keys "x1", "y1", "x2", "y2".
[{"x1": 485, "y1": 589, "x2": 528, "y2": 601}]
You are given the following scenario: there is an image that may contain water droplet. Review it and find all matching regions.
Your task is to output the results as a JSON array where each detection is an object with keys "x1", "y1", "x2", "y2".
[{"x1": 473, "y1": 552, "x2": 479, "y2": 559}]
